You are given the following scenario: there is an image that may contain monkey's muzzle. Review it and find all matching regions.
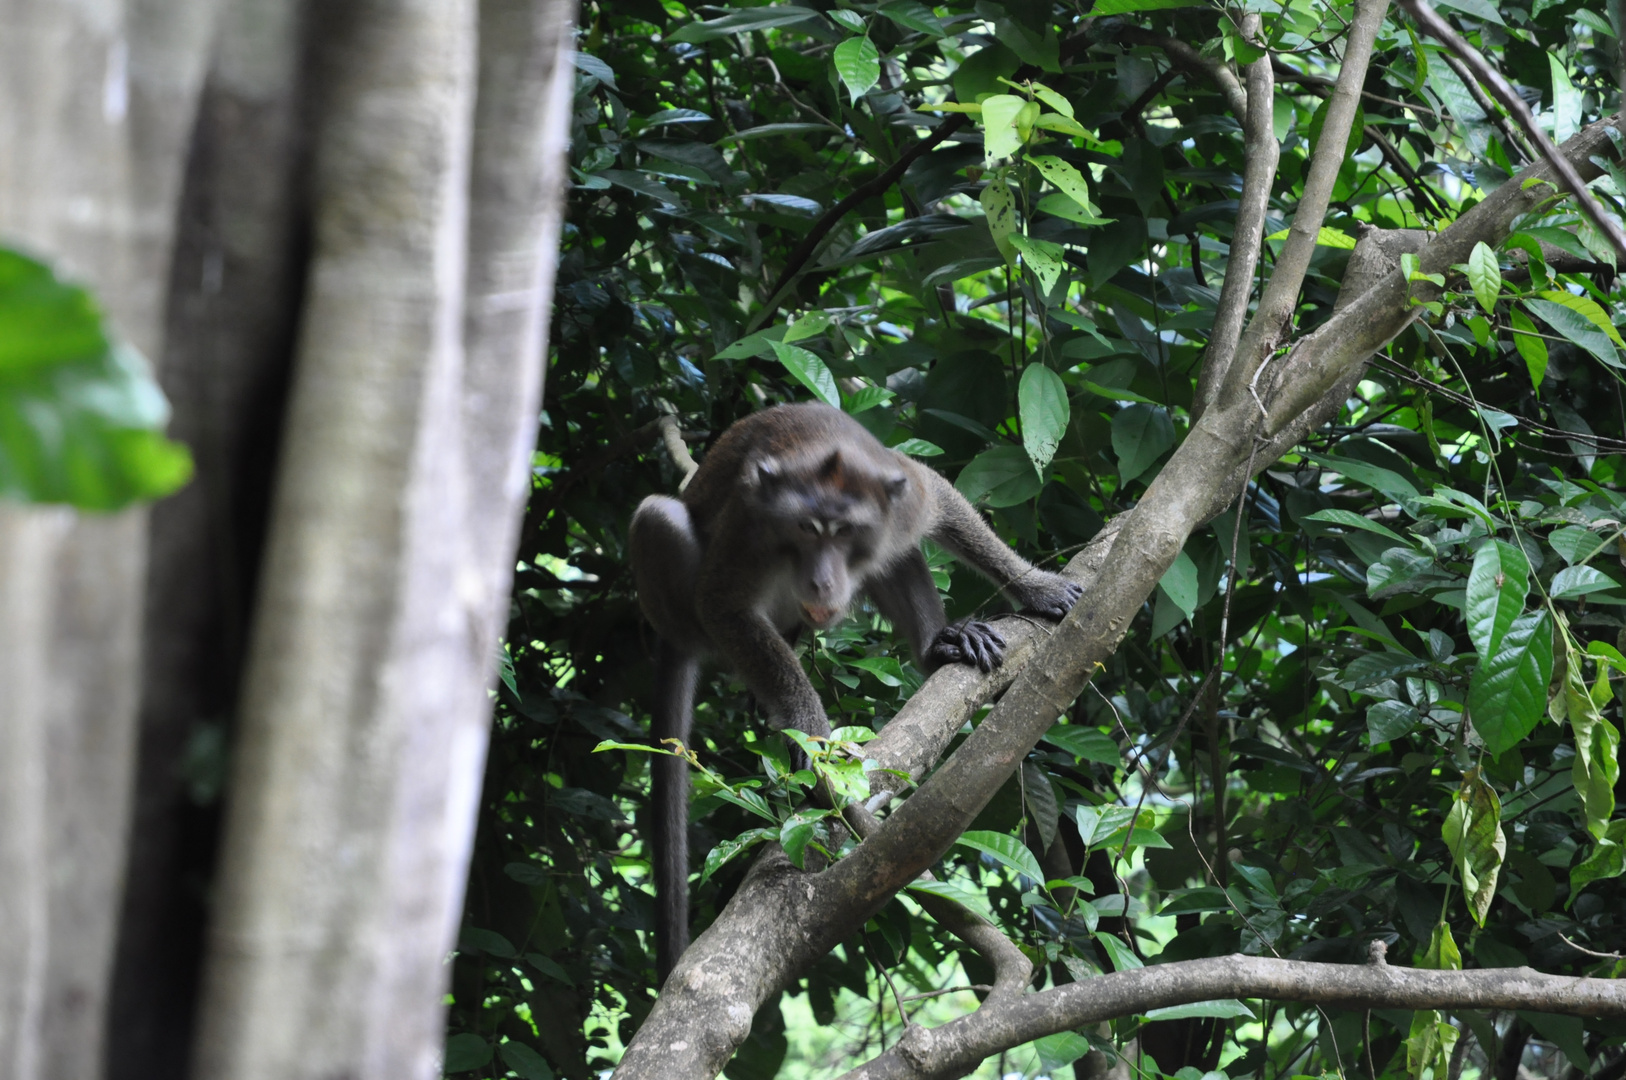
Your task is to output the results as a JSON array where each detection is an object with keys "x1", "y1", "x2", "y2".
[{"x1": 801, "y1": 603, "x2": 841, "y2": 628}]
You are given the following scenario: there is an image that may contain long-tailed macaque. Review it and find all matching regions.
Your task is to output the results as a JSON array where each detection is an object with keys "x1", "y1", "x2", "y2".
[{"x1": 629, "y1": 402, "x2": 1082, "y2": 981}]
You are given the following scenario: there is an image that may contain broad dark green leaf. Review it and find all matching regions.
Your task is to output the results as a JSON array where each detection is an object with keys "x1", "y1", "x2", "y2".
[
  {"x1": 1112, "y1": 404, "x2": 1174, "y2": 484},
  {"x1": 1465, "y1": 539, "x2": 1530, "y2": 662},
  {"x1": 1468, "y1": 610, "x2": 1553, "y2": 758}
]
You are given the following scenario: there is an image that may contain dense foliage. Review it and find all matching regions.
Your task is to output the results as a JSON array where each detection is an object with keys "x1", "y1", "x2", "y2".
[{"x1": 444, "y1": 0, "x2": 1626, "y2": 1077}]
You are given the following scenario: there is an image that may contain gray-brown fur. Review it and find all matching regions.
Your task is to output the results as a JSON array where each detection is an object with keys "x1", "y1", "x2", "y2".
[{"x1": 628, "y1": 402, "x2": 1081, "y2": 983}]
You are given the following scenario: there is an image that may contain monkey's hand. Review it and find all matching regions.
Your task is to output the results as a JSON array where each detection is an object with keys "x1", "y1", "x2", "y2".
[
  {"x1": 924, "y1": 619, "x2": 1007, "y2": 673},
  {"x1": 1009, "y1": 571, "x2": 1083, "y2": 620}
]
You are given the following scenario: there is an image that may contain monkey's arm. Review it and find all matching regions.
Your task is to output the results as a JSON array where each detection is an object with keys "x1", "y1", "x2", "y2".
[
  {"x1": 694, "y1": 567, "x2": 832, "y2": 739},
  {"x1": 922, "y1": 471, "x2": 1082, "y2": 618},
  {"x1": 866, "y1": 550, "x2": 1006, "y2": 673}
]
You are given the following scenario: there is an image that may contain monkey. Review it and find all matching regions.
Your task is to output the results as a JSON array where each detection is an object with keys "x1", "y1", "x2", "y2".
[{"x1": 628, "y1": 402, "x2": 1083, "y2": 982}]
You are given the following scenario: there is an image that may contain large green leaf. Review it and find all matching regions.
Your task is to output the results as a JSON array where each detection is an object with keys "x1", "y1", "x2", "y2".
[
  {"x1": 1112, "y1": 404, "x2": 1174, "y2": 484},
  {"x1": 833, "y1": 35, "x2": 880, "y2": 103},
  {"x1": 956, "y1": 445, "x2": 1042, "y2": 506},
  {"x1": 0, "y1": 249, "x2": 193, "y2": 510},
  {"x1": 957, "y1": 829, "x2": 1045, "y2": 883},
  {"x1": 1468, "y1": 610, "x2": 1553, "y2": 758},
  {"x1": 768, "y1": 339, "x2": 840, "y2": 407},
  {"x1": 1018, "y1": 362, "x2": 1069, "y2": 470},
  {"x1": 1465, "y1": 539, "x2": 1529, "y2": 662}
]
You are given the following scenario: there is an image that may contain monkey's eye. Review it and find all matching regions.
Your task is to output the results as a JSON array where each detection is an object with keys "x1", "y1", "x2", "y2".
[
  {"x1": 800, "y1": 520, "x2": 820, "y2": 535},
  {"x1": 832, "y1": 522, "x2": 853, "y2": 537}
]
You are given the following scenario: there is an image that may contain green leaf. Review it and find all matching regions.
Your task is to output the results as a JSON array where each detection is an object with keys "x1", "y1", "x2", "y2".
[
  {"x1": 1524, "y1": 297, "x2": 1624, "y2": 370},
  {"x1": 1302, "y1": 508, "x2": 1412, "y2": 547},
  {"x1": 877, "y1": 0, "x2": 943, "y2": 36},
  {"x1": 1112, "y1": 404, "x2": 1175, "y2": 484},
  {"x1": 1421, "y1": 920, "x2": 1462, "y2": 971},
  {"x1": 890, "y1": 437, "x2": 943, "y2": 456},
  {"x1": 1443, "y1": 771, "x2": 1506, "y2": 926},
  {"x1": 827, "y1": 8, "x2": 865, "y2": 31},
  {"x1": 1035, "y1": 191, "x2": 1112, "y2": 226},
  {"x1": 1145, "y1": 1000, "x2": 1257, "y2": 1021},
  {"x1": 782, "y1": 310, "x2": 831, "y2": 343},
  {"x1": 1008, "y1": 234, "x2": 1066, "y2": 295},
  {"x1": 1467, "y1": 241, "x2": 1501, "y2": 314},
  {"x1": 1368, "y1": 699, "x2": 1421, "y2": 744},
  {"x1": 1468, "y1": 610, "x2": 1553, "y2": 758},
  {"x1": 1571, "y1": 830, "x2": 1626, "y2": 890},
  {"x1": 980, "y1": 179, "x2": 1018, "y2": 264},
  {"x1": 1041, "y1": 724, "x2": 1120, "y2": 765},
  {"x1": 717, "y1": 122, "x2": 839, "y2": 144},
  {"x1": 1091, "y1": 0, "x2": 1200, "y2": 11},
  {"x1": 1465, "y1": 539, "x2": 1530, "y2": 662},
  {"x1": 833, "y1": 35, "x2": 880, "y2": 103},
  {"x1": 780, "y1": 808, "x2": 826, "y2": 867},
  {"x1": 957, "y1": 829, "x2": 1045, "y2": 883},
  {"x1": 0, "y1": 250, "x2": 108, "y2": 373},
  {"x1": 956, "y1": 444, "x2": 1042, "y2": 507},
  {"x1": 1300, "y1": 451, "x2": 1421, "y2": 503},
  {"x1": 669, "y1": 5, "x2": 828, "y2": 43},
  {"x1": 1018, "y1": 363, "x2": 1069, "y2": 471},
  {"x1": 1158, "y1": 549, "x2": 1199, "y2": 618},
  {"x1": 1550, "y1": 565, "x2": 1617, "y2": 599},
  {"x1": 980, "y1": 94, "x2": 1027, "y2": 163},
  {"x1": 768, "y1": 339, "x2": 840, "y2": 407},
  {"x1": 1508, "y1": 307, "x2": 1549, "y2": 390},
  {"x1": 1096, "y1": 932, "x2": 1143, "y2": 970},
  {"x1": 1549, "y1": 525, "x2": 1606, "y2": 566},
  {"x1": 699, "y1": 827, "x2": 777, "y2": 883},
  {"x1": 1028, "y1": 155, "x2": 1094, "y2": 212},
  {"x1": 444, "y1": 1033, "x2": 494, "y2": 1072},
  {"x1": 1548, "y1": 53, "x2": 1581, "y2": 143},
  {"x1": 1538, "y1": 288, "x2": 1624, "y2": 345},
  {"x1": 1072, "y1": 804, "x2": 1141, "y2": 847},
  {"x1": 906, "y1": 878, "x2": 997, "y2": 922},
  {"x1": 1027, "y1": 80, "x2": 1074, "y2": 119},
  {"x1": 1033, "y1": 1032, "x2": 1091, "y2": 1073},
  {"x1": 846, "y1": 655, "x2": 905, "y2": 686},
  {"x1": 1565, "y1": 641, "x2": 1621, "y2": 839},
  {"x1": 499, "y1": 1041, "x2": 556, "y2": 1080}
]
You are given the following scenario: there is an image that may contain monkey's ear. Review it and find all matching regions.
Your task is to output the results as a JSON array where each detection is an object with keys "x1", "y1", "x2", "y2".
[
  {"x1": 885, "y1": 474, "x2": 909, "y2": 500},
  {"x1": 817, "y1": 449, "x2": 844, "y2": 480}
]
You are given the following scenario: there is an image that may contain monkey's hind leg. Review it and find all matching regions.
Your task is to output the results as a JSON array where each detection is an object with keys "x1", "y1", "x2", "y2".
[
  {"x1": 629, "y1": 495, "x2": 706, "y2": 645},
  {"x1": 650, "y1": 639, "x2": 699, "y2": 984}
]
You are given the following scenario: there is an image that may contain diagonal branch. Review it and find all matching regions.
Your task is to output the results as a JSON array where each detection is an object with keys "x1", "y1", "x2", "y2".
[{"x1": 1396, "y1": 0, "x2": 1626, "y2": 261}]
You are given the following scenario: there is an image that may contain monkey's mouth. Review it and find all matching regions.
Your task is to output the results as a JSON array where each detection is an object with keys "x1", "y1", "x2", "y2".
[{"x1": 801, "y1": 603, "x2": 841, "y2": 628}]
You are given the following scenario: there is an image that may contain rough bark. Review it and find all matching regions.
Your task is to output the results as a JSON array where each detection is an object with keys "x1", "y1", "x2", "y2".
[{"x1": 0, "y1": 2, "x2": 218, "y2": 1078}]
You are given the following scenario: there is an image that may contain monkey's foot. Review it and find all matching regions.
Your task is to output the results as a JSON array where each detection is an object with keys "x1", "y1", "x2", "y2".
[
  {"x1": 925, "y1": 619, "x2": 1007, "y2": 673},
  {"x1": 1014, "y1": 572, "x2": 1083, "y2": 620}
]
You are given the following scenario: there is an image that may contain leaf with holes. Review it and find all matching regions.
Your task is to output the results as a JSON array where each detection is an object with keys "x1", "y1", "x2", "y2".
[
  {"x1": 980, "y1": 94, "x2": 1026, "y2": 163},
  {"x1": 1008, "y1": 233, "x2": 1066, "y2": 295},
  {"x1": 1443, "y1": 771, "x2": 1506, "y2": 925},
  {"x1": 980, "y1": 179, "x2": 1017, "y2": 263}
]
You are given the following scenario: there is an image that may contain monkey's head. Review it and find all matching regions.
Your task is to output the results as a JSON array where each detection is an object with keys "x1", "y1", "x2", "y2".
[{"x1": 748, "y1": 448, "x2": 909, "y2": 629}]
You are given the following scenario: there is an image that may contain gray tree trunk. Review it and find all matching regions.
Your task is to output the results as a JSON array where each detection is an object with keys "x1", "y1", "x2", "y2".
[
  {"x1": 0, "y1": 2, "x2": 218, "y2": 1078},
  {"x1": 0, "y1": 0, "x2": 576, "y2": 1077}
]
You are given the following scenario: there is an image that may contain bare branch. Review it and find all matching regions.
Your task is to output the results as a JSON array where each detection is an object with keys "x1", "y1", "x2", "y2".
[
  {"x1": 839, "y1": 956, "x2": 1626, "y2": 1080},
  {"x1": 1194, "y1": 14, "x2": 1276, "y2": 419},
  {"x1": 1220, "y1": 0, "x2": 1389, "y2": 410},
  {"x1": 1396, "y1": 0, "x2": 1626, "y2": 261}
]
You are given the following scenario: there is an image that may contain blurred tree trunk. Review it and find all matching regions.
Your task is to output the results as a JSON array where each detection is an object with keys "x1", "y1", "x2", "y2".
[{"x1": 0, "y1": 0, "x2": 575, "y2": 1077}]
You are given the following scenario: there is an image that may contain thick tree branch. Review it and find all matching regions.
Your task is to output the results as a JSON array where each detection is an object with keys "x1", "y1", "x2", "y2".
[
  {"x1": 1221, "y1": 0, "x2": 1388, "y2": 410},
  {"x1": 1194, "y1": 14, "x2": 1276, "y2": 419},
  {"x1": 839, "y1": 956, "x2": 1626, "y2": 1080},
  {"x1": 614, "y1": 107, "x2": 1626, "y2": 1080},
  {"x1": 1396, "y1": 0, "x2": 1626, "y2": 261}
]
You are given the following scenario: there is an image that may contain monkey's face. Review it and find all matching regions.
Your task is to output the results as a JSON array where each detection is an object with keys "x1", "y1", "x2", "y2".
[{"x1": 749, "y1": 450, "x2": 892, "y2": 628}]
